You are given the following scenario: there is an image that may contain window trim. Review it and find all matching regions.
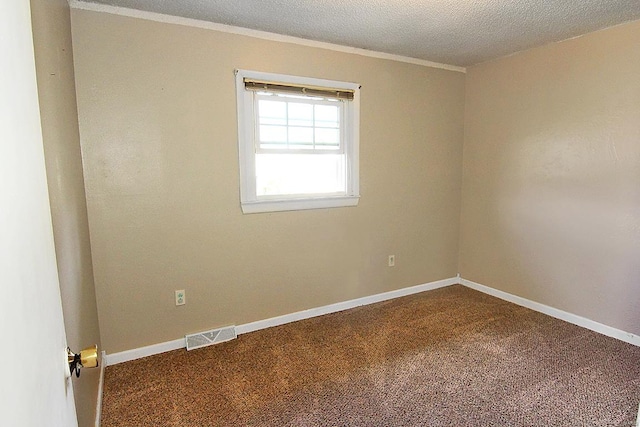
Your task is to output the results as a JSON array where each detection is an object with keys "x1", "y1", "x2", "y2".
[{"x1": 235, "y1": 69, "x2": 360, "y2": 214}]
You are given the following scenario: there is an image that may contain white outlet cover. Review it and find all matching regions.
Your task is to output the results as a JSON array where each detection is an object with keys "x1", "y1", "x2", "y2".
[{"x1": 175, "y1": 290, "x2": 185, "y2": 306}]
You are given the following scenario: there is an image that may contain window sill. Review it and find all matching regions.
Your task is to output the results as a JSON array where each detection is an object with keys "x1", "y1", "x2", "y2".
[{"x1": 241, "y1": 195, "x2": 360, "y2": 214}]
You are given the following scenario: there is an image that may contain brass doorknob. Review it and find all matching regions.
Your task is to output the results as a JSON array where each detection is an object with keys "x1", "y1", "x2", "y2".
[{"x1": 67, "y1": 345, "x2": 99, "y2": 377}]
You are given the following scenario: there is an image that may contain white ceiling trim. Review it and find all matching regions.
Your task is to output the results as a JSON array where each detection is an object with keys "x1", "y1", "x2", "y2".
[{"x1": 69, "y1": 0, "x2": 466, "y2": 73}]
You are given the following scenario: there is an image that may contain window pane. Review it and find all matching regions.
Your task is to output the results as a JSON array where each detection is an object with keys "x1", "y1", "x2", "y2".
[
  {"x1": 258, "y1": 100, "x2": 286, "y2": 126},
  {"x1": 315, "y1": 105, "x2": 339, "y2": 128},
  {"x1": 288, "y1": 102, "x2": 313, "y2": 127},
  {"x1": 288, "y1": 126, "x2": 313, "y2": 145},
  {"x1": 260, "y1": 116, "x2": 287, "y2": 125},
  {"x1": 259, "y1": 125, "x2": 287, "y2": 143},
  {"x1": 260, "y1": 143, "x2": 286, "y2": 150},
  {"x1": 256, "y1": 153, "x2": 346, "y2": 196},
  {"x1": 315, "y1": 128, "x2": 340, "y2": 147}
]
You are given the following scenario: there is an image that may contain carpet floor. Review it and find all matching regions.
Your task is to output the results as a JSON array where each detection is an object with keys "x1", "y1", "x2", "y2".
[{"x1": 100, "y1": 285, "x2": 640, "y2": 426}]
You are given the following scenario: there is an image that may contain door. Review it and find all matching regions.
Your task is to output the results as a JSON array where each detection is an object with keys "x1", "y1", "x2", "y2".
[{"x1": 0, "y1": 0, "x2": 78, "y2": 426}]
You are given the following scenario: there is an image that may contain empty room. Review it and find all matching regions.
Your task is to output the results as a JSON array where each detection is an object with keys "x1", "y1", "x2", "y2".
[{"x1": 4, "y1": 0, "x2": 640, "y2": 426}]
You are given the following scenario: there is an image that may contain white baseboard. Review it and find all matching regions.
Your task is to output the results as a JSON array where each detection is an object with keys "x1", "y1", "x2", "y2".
[
  {"x1": 236, "y1": 277, "x2": 458, "y2": 335},
  {"x1": 104, "y1": 277, "x2": 458, "y2": 365},
  {"x1": 103, "y1": 276, "x2": 639, "y2": 367},
  {"x1": 103, "y1": 338, "x2": 184, "y2": 366},
  {"x1": 460, "y1": 278, "x2": 640, "y2": 347},
  {"x1": 95, "y1": 351, "x2": 106, "y2": 427}
]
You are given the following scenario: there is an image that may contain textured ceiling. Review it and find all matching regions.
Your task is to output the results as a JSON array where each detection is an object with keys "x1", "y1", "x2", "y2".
[{"x1": 80, "y1": 0, "x2": 640, "y2": 67}]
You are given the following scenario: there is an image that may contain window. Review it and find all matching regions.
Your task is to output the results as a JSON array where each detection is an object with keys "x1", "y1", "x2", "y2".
[{"x1": 236, "y1": 69, "x2": 360, "y2": 213}]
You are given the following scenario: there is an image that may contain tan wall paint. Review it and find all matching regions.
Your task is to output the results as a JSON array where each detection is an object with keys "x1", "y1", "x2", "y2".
[
  {"x1": 460, "y1": 20, "x2": 640, "y2": 335},
  {"x1": 30, "y1": 1, "x2": 101, "y2": 425},
  {"x1": 70, "y1": 10, "x2": 466, "y2": 354}
]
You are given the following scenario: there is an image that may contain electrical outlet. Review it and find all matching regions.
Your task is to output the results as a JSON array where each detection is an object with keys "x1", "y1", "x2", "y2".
[
  {"x1": 175, "y1": 290, "x2": 186, "y2": 306},
  {"x1": 388, "y1": 255, "x2": 395, "y2": 267}
]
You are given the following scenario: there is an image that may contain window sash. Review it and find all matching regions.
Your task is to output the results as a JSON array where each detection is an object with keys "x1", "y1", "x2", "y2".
[
  {"x1": 255, "y1": 153, "x2": 347, "y2": 198},
  {"x1": 254, "y1": 93, "x2": 345, "y2": 154}
]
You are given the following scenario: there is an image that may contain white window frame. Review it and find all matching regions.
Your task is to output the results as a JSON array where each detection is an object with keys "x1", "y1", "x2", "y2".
[{"x1": 235, "y1": 69, "x2": 360, "y2": 214}]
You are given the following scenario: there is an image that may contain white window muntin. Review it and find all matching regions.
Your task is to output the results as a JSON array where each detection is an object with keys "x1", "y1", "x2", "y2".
[
  {"x1": 254, "y1": 93, "x2": 345, "y2": 154},
  {"x1": 236, "y1": 69, "x2": 360, "y2": 214}
]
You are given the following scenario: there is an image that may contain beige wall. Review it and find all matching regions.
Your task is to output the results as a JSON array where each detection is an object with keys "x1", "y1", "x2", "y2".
[
  {"x1": 30, "y1": 1, "x2": 102, "y2": 425},
  {"x1": 460, "y1": 20, "x2": 640, "y2": 335},
  {"x1": 70, "y1": 10, "x2": 466, "y2": 353}
]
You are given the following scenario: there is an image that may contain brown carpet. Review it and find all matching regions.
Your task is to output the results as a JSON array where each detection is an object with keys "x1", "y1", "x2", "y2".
[{"x1": 101, "y1": 285, "x2": 640, "y2": 426}]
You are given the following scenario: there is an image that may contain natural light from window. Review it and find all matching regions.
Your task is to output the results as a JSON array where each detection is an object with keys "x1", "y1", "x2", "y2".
[
  {"x1": 236, "y1": 69, "x2": 360, "y2": 213},
  {"x1": 256, "y1": 154, "x2": 345, "y2": 197},
  {"x1": 255, "y1": 93, "x2": 345, "y2": 197}
]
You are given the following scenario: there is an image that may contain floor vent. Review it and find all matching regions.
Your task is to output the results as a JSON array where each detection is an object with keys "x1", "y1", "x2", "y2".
[{"x1": 186, "y1": 326, "x2": 237, "y2": 351}]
